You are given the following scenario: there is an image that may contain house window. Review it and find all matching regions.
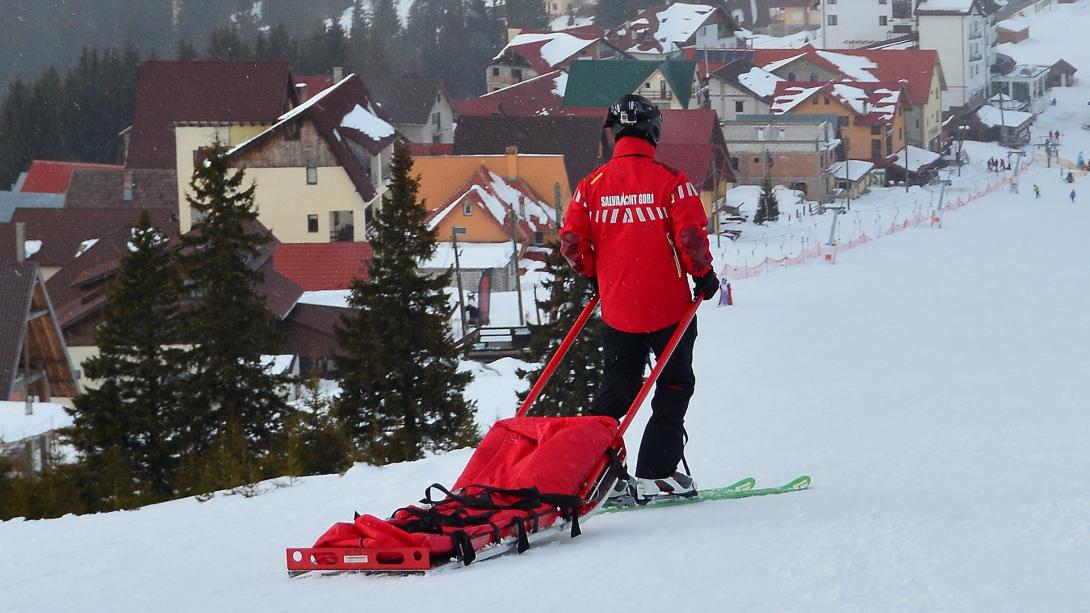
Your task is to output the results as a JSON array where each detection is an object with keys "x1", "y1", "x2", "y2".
[
  {"x1": 811, "y1": 97, "x2": 818, "y2": 104},
  {"x1": 453, "y1": 226, "x2": 467, "y2": 235},
  {"x1": 730, "y1": 156, "x2": 739, "y2": 170},
  {"x1": 753, "y1": 157, "x2": 761, "y2": 164},
  {"x1": 777, "y1": 128, "x2": 786, "y2": 140},
  {"x1": 823, "y1": 97, "x2": 830, "y2": 105},
  {"x1": 837, "y1": 116, "x2": 849, "y2": 128},
  {"x1": 787, "y1": 72, "x2": 797, "y2": 81},
  {"x1": 827, "y1": 15, "x2": 837, "y2": 26},
  {"x1": 735, "y1": 100, "x2": 744, "y2": 112},
  {"x1": 755, "y1": 127, "x2": 765, "y2": 140},
  {"x1": 879, "y1": 16, "x2": 888, "y2": 26},
  {"x1": 879, "y1": 0, "x2": 887, "y2": 4},
  {"x1": 330, "y1": 210, "x2": 354, "y2": 242},
  {"x1": 512, "y1": 68, "x2": 523, "y2": 81},
  {"x1": 433, "y1": 112, "x2": 441, "y2": 128},
  {"x1": 492, "y1": 67, "x2": 500, "y2": 77},
  {"x1": 871, "y1": 139, "x2": 882, "y2": 158},
  {"x1": 463, "y1": 201, "x2": 473, "y2": 216},
  {"x1": 307, "y1": 214, "x2": 319, "y2": 233},
  {"x1": 810, "y1": 73, "x2": 818, "y2": 81},
  {"x1": 306, "y1": 166, "x2": 318, "y2": 184},
  {"x1": 871, "y1": 125, "x2": 881, "y2": 135}
]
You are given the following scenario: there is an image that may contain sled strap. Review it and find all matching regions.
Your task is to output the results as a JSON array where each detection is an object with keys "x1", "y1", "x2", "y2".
[{"x1": 517, "y1": 295, "x2": 601, "y2": 417}]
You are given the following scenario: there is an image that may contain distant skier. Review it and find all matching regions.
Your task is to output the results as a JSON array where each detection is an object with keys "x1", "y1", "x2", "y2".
[
  {"x1": 1033, "y1": 185, "x2": 1041, "y2": 199},
  {"x1": 1070, "y1": 189, "x2": 1077, "y2": 203},
  {"x1": 560, "y1": 94, "x2": 717, "y2": 504}
]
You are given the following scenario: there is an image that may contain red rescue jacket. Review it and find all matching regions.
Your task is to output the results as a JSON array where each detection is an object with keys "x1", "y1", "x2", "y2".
[{"x1": 560, "y1": 137, "x2": 713, "y2": 333}]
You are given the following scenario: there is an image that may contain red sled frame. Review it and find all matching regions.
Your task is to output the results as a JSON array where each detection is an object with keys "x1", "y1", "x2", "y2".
[{"x1": 286, "y1": 294, "x2": 703, "y2": 576}]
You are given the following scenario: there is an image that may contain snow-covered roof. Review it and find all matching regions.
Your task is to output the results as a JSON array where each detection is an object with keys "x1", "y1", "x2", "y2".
[
  {"x1": 828, "y1": 160, "x2": 875, "y2": 182},
  {"x1": 426, "y1": 168, "x2": 556, "y2": 240},
  {"x1": 975, "y1": 104, "x2": 1035, "y2": 128},
  {"x1": 769, "y1": 84, "x2": 824, "y2": 114},
  {"x1": 814, "y1": 50, "x2": 878, "y2": 82},
  {"x1": 494, "y1": 32, "x2": 598, "y2": 71},
  {"x1": 916, "y1": 0, "x2": 979, "y2": 14},
  {"x1": 772, "y1": 81, "x2": 902, "y2": 125},
  {"x1": 297, "y1": 289, "x2": 353, "y2": 309},
  {"x1": 0, "y1": 401, "x2": 73, "y2": 443},
  {"x1": 891, "y1": 145, "x2": 942, "y2": 171},
  {"x1": 613, "y1": 3, "x2": 722, "y2": 55},
  {"x1": 424, "y1": 242, "x2": 515, "y2": 270},
  {"x1": 261, "y1": 354, "x2": 296, "y2": 375},
  {"x1": 340, "y1": 104, "x2": 395, "y2": 139},
  {"x1": 737, "y1": 66, "x2": 783, "y2": 98},
  {"x1": 24, "y1": 239, "x2": 42, "y2": 257}
]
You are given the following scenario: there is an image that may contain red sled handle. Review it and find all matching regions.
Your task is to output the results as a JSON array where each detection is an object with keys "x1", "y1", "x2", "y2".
[{"x1": 516, "y1": 292, "x2": 703, "y2": 433}]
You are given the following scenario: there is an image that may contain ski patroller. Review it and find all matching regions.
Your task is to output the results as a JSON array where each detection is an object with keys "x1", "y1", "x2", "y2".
[{"x1": 286, "y1": 295, "x2": 809, "y2": 576}]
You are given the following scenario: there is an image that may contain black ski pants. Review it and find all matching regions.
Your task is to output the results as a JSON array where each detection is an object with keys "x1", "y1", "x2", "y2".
[{"x1": 591, "y1": 317, "x2": 697, "y2": 480}]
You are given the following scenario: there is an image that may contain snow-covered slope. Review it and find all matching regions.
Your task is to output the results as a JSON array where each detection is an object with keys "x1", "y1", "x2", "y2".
[
  {"x1": 4, "y1": 131, "x2": 1090, "y2": 611},
  {"x1": 5, "y1": 5, "x2": 1090, "y2": 611}
]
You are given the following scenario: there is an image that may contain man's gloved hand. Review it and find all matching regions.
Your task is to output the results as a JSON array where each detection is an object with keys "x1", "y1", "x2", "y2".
[{"x1": 692, "y1": 271, "x2": 719, "y2": 301}]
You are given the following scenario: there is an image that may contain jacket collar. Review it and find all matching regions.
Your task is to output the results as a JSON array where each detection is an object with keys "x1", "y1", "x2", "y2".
[{"x1": 613, "y1": 137, "x2": 656, "y2": 159}]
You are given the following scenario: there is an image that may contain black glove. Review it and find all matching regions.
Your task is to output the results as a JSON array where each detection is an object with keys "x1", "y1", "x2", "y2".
[
  {"x1": 585, "y1": 276, "x2": 599, "y2": 295},
  {"x1": 692, "y1": 271, "x2": 719, "y2": 301}
]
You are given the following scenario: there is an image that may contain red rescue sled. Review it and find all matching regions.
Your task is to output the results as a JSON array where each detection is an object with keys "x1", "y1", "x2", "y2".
[{"x1": 286, "y1": 295, "x2": 701, "y2": 575}]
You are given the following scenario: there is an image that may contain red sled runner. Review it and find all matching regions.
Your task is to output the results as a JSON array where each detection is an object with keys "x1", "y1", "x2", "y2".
[{"x1": 286, "y1": 295, "x2": 701, "y2": 575}]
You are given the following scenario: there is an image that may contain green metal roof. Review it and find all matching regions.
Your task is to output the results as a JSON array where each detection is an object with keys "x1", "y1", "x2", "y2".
[{"x1": 563, "y1": 60, "x2": 696, "y2": 110}]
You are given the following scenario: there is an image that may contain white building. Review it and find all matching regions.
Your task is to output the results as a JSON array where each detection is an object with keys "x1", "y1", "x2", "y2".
[
  {"x1": 917, "y1": 0, "x2": 993, "y2": 109},
  {"x1": 819, "y1": 0, "x2": 897, "y2": 48}
]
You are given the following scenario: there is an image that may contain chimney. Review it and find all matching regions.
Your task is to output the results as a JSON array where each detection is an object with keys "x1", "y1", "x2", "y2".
[
  {"x1": 295, "y1": 82, "x2": 308, "y2": 102},
  {"x1": 505, "y1": 145, "x2": 519, "y2": 179},
  {"x1": 332, "y1": 66, "x2": 344, "y2": 83},
  {"x1": 15, "y1": 222, "x2": 26, "y2": 262}
]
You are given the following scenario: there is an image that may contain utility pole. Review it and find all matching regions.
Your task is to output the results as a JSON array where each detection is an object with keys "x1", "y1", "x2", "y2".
[
  {"x1": 451, "y1": 227, "x2": 467, "y2": 338},
  {"x1": 508, "y1": 211, "x2": 525, "y2": 326}
]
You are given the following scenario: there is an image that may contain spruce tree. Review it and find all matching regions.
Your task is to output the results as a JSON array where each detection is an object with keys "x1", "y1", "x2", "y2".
[
  {"x1": 68, "y1": 209, "x2": 184, "y2": 501},
  {"x1": 517, "y1": 245, "x2": 602, "y2": 416},
  {"x1": 176, "y1": 147, "x2": 291, "y2": 485},
  {"x1": 754, "y1": 177, "x2": 780, "y2": 225},
  {"x1": 335, "y1": 143, "x2": 479, "y2": 465}
]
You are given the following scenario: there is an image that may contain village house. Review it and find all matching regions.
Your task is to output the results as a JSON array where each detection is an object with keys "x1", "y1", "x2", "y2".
[
  {"x1": 917, "y1": 0, "x2": 995, "y2": 109},
  {"x1": 364, "y1": 76, "x2": 457, "y2": 144},
  {"x1": 752, "y1": 46, "x2": 946, "y2": 150},
  {"x1": 564, "y1": 59, "x2": 697, "y2": 110},
  {"x1": 990, "y1": 64, "x2": 1050, "y2": 114},
  {"x1": 176, "y1": 74, "x2": 398, "y2": 243},
  {"x1": 702, "y1": 53, "x2": 780, "y2": 121},
  {"x1": 608, "y1": 3, "x2": 740, "y2": 61},
  {"x1": 487, "y1": 26, "x2": 625, "y2": 92},
  {"x1": 770, "y1": 80, "x2": 909, "y2": 168},
  {"x1": 720, "y1": 0, "x2": 770, "y2": 31},
  {"x1": 828, "y1": 159, "x2": 876, "y2": 199},
  {"x1": 410, "y1": 149, "x2": 572, "y2": 222},
  {"x1": 0, "y1": 256, "x2": 78, "y2": 402},
  {"x1": 767, "y1": 0, "x2": 821, "y2": 36},
  {"x1": 819, "y1": 0, "x2": 912, "y2": 48},
  {"x1": 722, "y1": 114, "x2": 839, "y2": 202}
]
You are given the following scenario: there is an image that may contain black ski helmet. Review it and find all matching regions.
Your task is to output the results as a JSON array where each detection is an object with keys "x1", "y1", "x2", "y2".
[{"x1": 604, "y1": 94, "x2": 663, "y2": 146}]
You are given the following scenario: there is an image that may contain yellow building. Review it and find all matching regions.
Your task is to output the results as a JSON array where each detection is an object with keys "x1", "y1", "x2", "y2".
[{"x1": 412, "y1": 150, "x2": 571, "y2": 218}]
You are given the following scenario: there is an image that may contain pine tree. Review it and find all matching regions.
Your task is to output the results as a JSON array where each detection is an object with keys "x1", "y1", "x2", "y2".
[
  {"x1": 176, "y1": 39, "x2": 199, "y2": 60},
  {"x1": 68, "y1": 209, "x2": 185, "y2": 500},
  {"x1": 755, "y1": 176, "x2": 780, "y2": 225},
  {"x1": 207, "y1": 25, "x2": 251, "y2": 60},
  {"x1": 176, "y1": 147, "x2": 292, "y2": 484},
  {"x1": 335, "y1": 143, "x2": 479, "y2": 465},
  {"x1": 0, "y1": 79, "x2": 34, "y2": 188},
  {"x1": 369, "y1": 0, "x2": 402, "y2": 77},
  {"x1": 517, "y1": 245, "x2": 602, "y2": 416}
]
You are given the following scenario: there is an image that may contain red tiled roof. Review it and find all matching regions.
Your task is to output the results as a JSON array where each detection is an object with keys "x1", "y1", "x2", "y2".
[
  {"x1": 294, "y1": 75, "x2": 335, "y2": 101},
  {"x1": 272, "y1": 242, "x2": 372, "y2": 291},
  {"x1": 476, "y1": 70, "x2": 568, "y2": 117},
  {"x1": 127, "y1": 60, "x2": 297, "y2": 169},
  {"x1": 637, "y1": 109, "x2": 735, "y2": 186},
  {"x1": 21, "y1": 160, "x2": 124, "y2": 193},
  {"x1": 753, "y1": 46, "x2": 942, "y2": 106},
  {"x1": 2, "y1": 207, "x2": 178, "y2": 268}
]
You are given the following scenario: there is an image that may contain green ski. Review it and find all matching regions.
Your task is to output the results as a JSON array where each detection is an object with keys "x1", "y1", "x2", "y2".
[{"x1": 600, "y1": 475, "x2": 810, "y2": 514}]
